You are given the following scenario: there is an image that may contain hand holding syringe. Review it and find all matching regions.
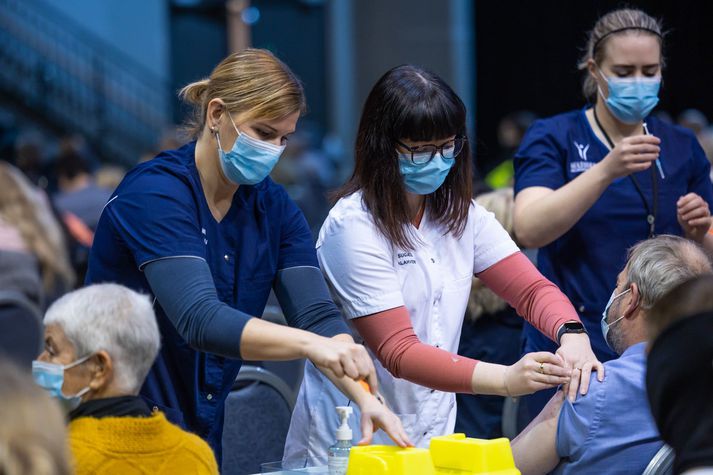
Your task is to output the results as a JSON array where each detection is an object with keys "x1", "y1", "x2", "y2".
[{"x1": 643, "y1": 122, "x2": 665, "y2": 179}]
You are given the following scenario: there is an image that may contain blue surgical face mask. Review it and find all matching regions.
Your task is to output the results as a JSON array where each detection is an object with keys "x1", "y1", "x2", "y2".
[
  {"x1": 215, "y1": 114, "x2": 286, "y2": 185},
  {"x1": 598, "y1": 70, "x2": 661, "y2": 124},
  {"x1": 398, "y1": 150, "x2": 455, "y2": 195},
  {"x1": 600, "y1": 288, "x2": 631, "y2": 352},
  {"x1": 32, "y1": 355, "x2": 92, "y2": 412}
]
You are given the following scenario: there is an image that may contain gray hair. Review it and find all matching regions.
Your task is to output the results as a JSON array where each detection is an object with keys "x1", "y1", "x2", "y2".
[
  {"x1": 625, "y1": 235, "x2": 713, "y2": 310},
  {"x1": 44, "y1": 284, "x2": 160, "y2": 393},
  {"x1": 578, "y1": 8, "x2": 665, "y2": 103}
]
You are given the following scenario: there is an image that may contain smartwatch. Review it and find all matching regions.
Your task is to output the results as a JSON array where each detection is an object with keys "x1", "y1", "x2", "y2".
[{"x1": 557, "y1": 321, "x2": 587, "y2": 344}]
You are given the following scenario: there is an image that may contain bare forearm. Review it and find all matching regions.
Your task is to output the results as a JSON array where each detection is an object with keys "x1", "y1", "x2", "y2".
[
  {"x1": 511, "y1": 391, "x2": 564, "y2": 475},
  {"x1": 239, "y1": 317, "x2": 314, "y2": 361},
  {"x1": 698, "y1": 230, "x2": 713, "y2": 253},
  {"x1": 515, "y1": 163, "x2": 612, "y2": 248},
  {"x1": 471, "y1": 362, "x2": 507, "y2": 396}
]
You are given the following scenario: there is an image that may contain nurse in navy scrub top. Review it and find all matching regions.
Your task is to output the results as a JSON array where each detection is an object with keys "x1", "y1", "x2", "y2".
[
  {"x1": 85, "y1": 49, "x2": 410, "y2": 463},
  {"x1": 513, "y1": 9, "x2": 713, "y2": 416}
]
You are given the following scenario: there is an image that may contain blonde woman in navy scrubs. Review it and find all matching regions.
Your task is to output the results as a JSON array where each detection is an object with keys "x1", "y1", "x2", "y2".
[
  {"x1": 86, "y1": 49, "x2": 410, "y2": 465},
  {"x1": 513, "y1": 9, "x2": 713, "y2": 416}
]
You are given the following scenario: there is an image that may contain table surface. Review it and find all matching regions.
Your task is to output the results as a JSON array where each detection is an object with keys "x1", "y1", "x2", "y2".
[{"x1": 251, "y1": 466, "x2": 328, "y2": 475}]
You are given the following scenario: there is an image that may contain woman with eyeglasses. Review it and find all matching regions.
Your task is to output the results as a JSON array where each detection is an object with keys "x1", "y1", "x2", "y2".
[
  {"x1": 513, "y1": 9, "x2": 713, "y2": 417},
  {"x1": 283, "y1": 65, "x2": 602, "y2": 465}
]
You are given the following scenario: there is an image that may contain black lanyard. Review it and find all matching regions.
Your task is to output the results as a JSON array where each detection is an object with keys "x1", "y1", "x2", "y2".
[{"x1": 593, "y1": 107, "x2": 658, "y2": 238}]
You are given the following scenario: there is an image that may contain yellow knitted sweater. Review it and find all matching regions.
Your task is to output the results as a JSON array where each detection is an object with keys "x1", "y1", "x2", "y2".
[{"x1": 69, "y1": 412, "x2": 219, "y2": 475}]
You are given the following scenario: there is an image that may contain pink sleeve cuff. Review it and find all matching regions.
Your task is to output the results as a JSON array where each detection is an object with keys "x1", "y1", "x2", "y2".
[{"x1": 476, "y1": 252, "x2": 580, "y2": 341}]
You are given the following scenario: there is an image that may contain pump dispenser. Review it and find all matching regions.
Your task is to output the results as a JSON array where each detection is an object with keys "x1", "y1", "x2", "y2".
[{"x1": 328, "y1": 406, "x2": 353, "y2": 475}]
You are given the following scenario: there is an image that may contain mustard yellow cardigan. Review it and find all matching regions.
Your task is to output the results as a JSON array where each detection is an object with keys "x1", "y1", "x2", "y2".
[{"x1": 69, "y1": 412, "x2": 219, "y2": 474}]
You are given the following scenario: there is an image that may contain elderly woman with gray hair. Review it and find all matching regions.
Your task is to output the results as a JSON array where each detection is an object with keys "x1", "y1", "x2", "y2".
[{"x1": 32, "y1": 284, "x2": 218, "y2": 475}]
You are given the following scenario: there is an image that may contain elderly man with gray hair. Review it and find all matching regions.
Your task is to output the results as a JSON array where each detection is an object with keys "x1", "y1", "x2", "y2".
[
  {"x1": 32, "y1": 284, "x2": 218, "y2": 475},
  {"x1": 511, "y1": 235, "x2": 713, "y2": 475}
]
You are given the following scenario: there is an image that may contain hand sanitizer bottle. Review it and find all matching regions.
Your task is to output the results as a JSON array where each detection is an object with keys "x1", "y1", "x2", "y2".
[{"x1": 328, "y1": 406, "x2": 353, "y2": 475}]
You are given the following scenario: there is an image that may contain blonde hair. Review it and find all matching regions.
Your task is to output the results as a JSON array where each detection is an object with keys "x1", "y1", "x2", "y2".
[
  {"x1": 180, "y1": 48, "x2": 306, "y2": 139},
  {"x1": 578, "y1": 8, "x2": 664, "y2": 103},
  {"x1": 467, "y1": 188, "x2": 516, "y2": 322},
  {"x1": 0, "y1": 163, "x2": 74, "y2": 294},
  {"x1": 0, "y1": 359, "x2": 71, "y2": 475}
]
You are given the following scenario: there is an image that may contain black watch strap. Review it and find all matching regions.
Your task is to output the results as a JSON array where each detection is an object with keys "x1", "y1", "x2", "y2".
[{"x1": 557, "y1": 321, "x2": 587, "y2": 344}]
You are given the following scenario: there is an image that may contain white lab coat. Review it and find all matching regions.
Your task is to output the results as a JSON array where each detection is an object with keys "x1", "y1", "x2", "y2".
[{"x1": 284, "y1": 191, "x2": 519, "y2": 465}]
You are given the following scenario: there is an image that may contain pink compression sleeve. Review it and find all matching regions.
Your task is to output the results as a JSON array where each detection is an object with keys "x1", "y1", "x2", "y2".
[
  {"x1": 476, "y1": 251, "x2": 580, "y2": 341},
  {"x1": 352, "y1": 307, "x2": 477, "y2": 394}
]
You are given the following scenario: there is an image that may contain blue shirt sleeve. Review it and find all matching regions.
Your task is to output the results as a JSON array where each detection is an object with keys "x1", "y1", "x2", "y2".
[
  {"x1": 104, "y1": 169, "x2": 206, "y2": 269},
  {"x1": 277, "y1": 190, "x2": 319, "y2": 270},
  {"x1": 687, "y1": 133, "x2": 713, "y2": 206},
  {"x1": 556, "y1": 375, "x2": 604, "y2": 460},
  {"x1": 514, "y1": 120, "x2": 568, "y2": 194}
]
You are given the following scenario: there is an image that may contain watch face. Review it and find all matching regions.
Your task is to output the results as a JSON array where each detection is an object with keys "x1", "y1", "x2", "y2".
[{"x1": 564, "y1": 322, "x2": 584, "y2": 331}]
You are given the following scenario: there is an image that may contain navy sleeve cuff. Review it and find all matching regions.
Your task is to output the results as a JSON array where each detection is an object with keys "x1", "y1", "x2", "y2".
[{"x1": 274, "y1": 266, "x2": 351, "y2": 338}]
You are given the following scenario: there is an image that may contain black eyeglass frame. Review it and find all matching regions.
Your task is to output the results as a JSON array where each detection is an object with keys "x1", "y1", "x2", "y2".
[{"x1": 396, "y1": 135, "x2": 467, "y2": 164}]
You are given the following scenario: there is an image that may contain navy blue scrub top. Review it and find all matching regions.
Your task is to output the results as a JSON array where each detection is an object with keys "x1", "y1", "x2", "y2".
[
  {"x1": 86, "y1": 141, "x2": 318, "y2": 457},
  {"x1": 514, "y1": 108, "x2": 713, "y2": 361}
]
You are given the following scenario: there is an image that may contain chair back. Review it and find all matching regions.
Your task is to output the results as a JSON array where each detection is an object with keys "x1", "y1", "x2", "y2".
[
  {"x1": 642, "y1": 444, "x2": 674, "y2": 475},
  {"x1": 221, "y1": 365, "x2": 295, "y2": 475},
  {"x1": 0, "y1": 290, "x2": 42, "y2": 367}
]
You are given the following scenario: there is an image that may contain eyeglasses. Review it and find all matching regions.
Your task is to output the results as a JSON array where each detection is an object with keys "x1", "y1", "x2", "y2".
[{"x1": 397, "y1": 136, "x2": 466, "y2": 165}]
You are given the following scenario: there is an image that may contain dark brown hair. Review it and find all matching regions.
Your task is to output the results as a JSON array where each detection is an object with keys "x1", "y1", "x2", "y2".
[{"x1": 334, "y1": 65, "x2": 472, "y2": 249}]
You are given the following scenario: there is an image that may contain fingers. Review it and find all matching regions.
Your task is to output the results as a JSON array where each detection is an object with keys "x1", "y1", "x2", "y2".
[
  {"x1": 531, "y1": 352, "x2": 566, "y2": 367},
  {"x1": 594, "y1": 361, "x2": 605, "y2": 381},
  {"x1": 677, "y1": 193, "x2": 699, "y2": 208},
  {"x1": 678, "y1": 201, "x2": 709, "y2": 220},
  {"x1": 365, "y1": 368, "x2": 379, "y2": 395},
  {"x1": 538, "y1": 362, "x2": 571, "y2": 378},
  {"x1": 381, "y1": 417, "x2": 412, "y2": 448},
  {"x1": 358, "y1": 415, "x2": 374, "y2": 446},
  {"x1": 688, "y1": 217, "x2": 712, "y2": 228},
  {"x1": 339, "y1": 355, "x2": 359, "y2": 381},
  {"x1": 625, "y1": 143, "x2": 660, "y2": 155},
  {"x1": 579, "y1": 364, "x2": 593, "y2": 395},
  {"x1": 567, "y1": 368, "x2": 581, "y2": 402},
  {"x1": 532, "y1": 371, "x2": 570, "y2": 386},
  {"x1": 625, "y1": 135, "x2": 661, "y2": 145}
]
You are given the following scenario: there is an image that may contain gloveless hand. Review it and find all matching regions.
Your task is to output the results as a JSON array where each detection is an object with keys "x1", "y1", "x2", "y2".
[
  {"x1": 306, "y1": 336, "x2": 378, "y2": 392},
  {"x1": 677, "y1": 192, "x2": 711, "y2": 243},
  {"x1": 503, "y1": 352, "x2": 571, "y2": 397},
  {"x1": 600, "y1": 134, "x2": 660, "y2": 180},
  {"x1": 556, "y1": 333, "x2": 605, "y2": 402}
]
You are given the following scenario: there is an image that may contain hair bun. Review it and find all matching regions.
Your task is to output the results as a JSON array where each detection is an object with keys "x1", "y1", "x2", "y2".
[{"x1": 179, "y1": 79, "x2": 210, "y2": 105}]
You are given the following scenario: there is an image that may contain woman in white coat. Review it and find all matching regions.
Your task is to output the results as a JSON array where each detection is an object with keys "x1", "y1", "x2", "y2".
[{"x1": 284, "y1": 65, "x2": 603, "y2": 465}]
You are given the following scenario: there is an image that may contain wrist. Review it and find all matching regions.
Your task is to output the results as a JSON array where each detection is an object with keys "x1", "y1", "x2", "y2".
[
  {"x1": 502, "y1": 365, "x2": 512, "y2": 397},
  {"x1": 592, "y1": 158, "x2": 616, "y2": 183},
  {"x1": 559, "y1": 331, "x2": 590, "y2": 346},
  {"x1": 556, "y1": 320, "x2": 587, "y2": 344},
  {"x1": 354, "y1": 391, "x2": 379, "y2": 409},
  {"x1": 299, "y1": 332, "x2": 319, "y2": 359}
]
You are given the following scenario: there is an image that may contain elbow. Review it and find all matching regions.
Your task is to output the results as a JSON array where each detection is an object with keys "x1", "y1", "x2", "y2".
[
  {"x1": 513, "y1": 219, "x2": 548, "y2": 249},
  {"x1": 177, "y1": 324, "x2": 208, "y2": 353}
]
